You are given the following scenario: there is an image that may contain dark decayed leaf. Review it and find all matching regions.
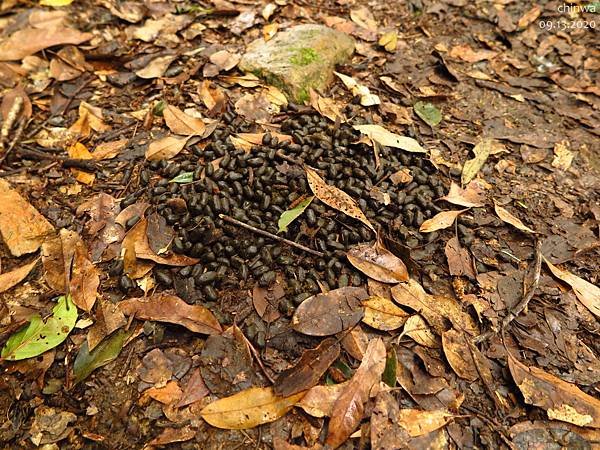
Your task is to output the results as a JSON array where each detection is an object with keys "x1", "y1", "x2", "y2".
[
  {"x1": 73, "y1": 329, "x2": 129, "y2": 385},
  {"x1": 1, "y1": 295, "x2": 77, "y2": 361},
  {"x1": 325, "y1": 338, "x2": 386, "y2": 448},
  {"x1": 292, "y1": 287, "x2": 367, "y2": 336},
  {"x1": 274, "y1": 337, "x2": 340, "y2": 397},
  {"x1": 347, "y1": 238, "x2": 409, "y2": 283},
  {"x1": 414, "y1": 101, "x2": 442, "y2": 127},
  {"x1": 118, "y1": 293, "x2": 222, "y2": 335},
  {"x1": 444, "y1": 237, "x2": 476, "y2": 279}
]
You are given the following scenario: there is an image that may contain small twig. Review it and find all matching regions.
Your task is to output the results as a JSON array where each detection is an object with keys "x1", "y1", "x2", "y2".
[
  {"x1": 474, "y1": 239, "x2": 542, "y2": 344},
  {"x1": 501, "y1": 239, "x2": 543, "y2": 331},
  {"x1": 274, "y1": 149, "x2": 303, "y2": 166},
  {"x1": 219, "y1": 214, "x2": 324, "y2": 257}
]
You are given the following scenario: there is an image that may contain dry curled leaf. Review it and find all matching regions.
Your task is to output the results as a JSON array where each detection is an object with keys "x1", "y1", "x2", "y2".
[
  {"x1": 462, "y1": 139, "x2": 505, "y2": 184},
  {"x1": 136, "y1": 55, "x2": 176, "y2": 79},
  {"x1": 200, "y1": 387, "x2": 305, "y2": 429},
  {"x1": 544, "y1": 257, "x2": 600, "y2": 318},
  {"x1": 326, "y1": 338, "x2": 386, "y2": 449},
  {"x1": 391, "y1": 278, "x2": 479, "y2": 336},
  {"x1": 353, "y1": 124, "x2": 426, "y2": 153},
  {"x1": 439, "y1": 180, "x2": 486, "y2": 208},
  {"x1": 274, "y1": 338, "x2": 340, "y2": 397},
  {"x1": 347, "y1": 239, "x2": 408, "y2": 283},
  {"x1": 306, "y1": 165, "x2": 375, "y2": 231},
  {"x1": 309, "y1": 89, "x2": 345, "y2": 123},
  {"x1": 163, "y1": 104, "x2": 206, "y2": 136},
  {"x1": 118, "y1": 293, "x2": 222, "y2": 335},
  {"x1": 146, "y1": 135, "x2": 190, "y2": 161},
  {"x1": 508, "y1": 353, "x2": 600, "y2": 428},
  {"x1": 419, "y1": 209, "x2": 468, "y2": 233},
  {"x1": 494, "y1": 202, "x2": 535, "y2": 233},
  {"x1": 361, "y1": 296, "x2": 409, "y2": 331},
  {"x1": 334, "y1": 71, "x2": 380, "y2": 106},
  {"x1": 292, "y1": 287, "x2": 367, "y2": 336}
]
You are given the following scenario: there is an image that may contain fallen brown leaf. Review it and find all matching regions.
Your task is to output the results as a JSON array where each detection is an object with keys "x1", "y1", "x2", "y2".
[
  {"x1": 118, "y1": 293, "x2": 222, "y2": 335},
  {"x1": 200, "y1": 387, "x2": 305, "y2": 429},
  {"x1": 69, "y1": 240, "x2": 99, "y2": 312},
  {"x1": 361, "y1": 296, "x2": 409, "y2": 331},
  {"x1": 399, "y1": 315, "x2": 439, "y2": 348},
  {"x1": 449, "y1": 44, "x2": 498, "y2": 63},
  {"x1": 391, "y1": 279, "x2": 479, "y2": 336},
  {"x1": 145, "y1": 135, "x2": 190, "y2": 161},
  {"x1": 0, "y1": 27, "x2": 92, "y2": 61},
  {"x1": 309, "y1": 89, "x2": 345, "y2": 123},
  {"x1": 67, "y1": 143, "x2": 95, "y2": 185},
  {"x1": 445, "y1": 237, "x2": 476, "y2": 279},
  {"x1": 0, "y1": 258, "x2": 39, "y2": 293},
  {"x1": 123, "y1": 217, "x2": 199, "y2": 266},
  {"x1": 419, "y1": 209, "x2": 468, "y2": 233},
  {"x1": 396, "y1": 408, "x2": 454, "y2": 437},
  {"x1": 439, "y1": 180, "x2": 486, "y2": 208},
  {"x1": 494, "y1": 202, "x2": 535, "y2": 233},
  {"x1": 306, "y1": 166, "x2": 375, "y2": 232},
  {"x1": 91, "y1": 139, "x2": 128, "y2": 160},
  {"x1": 0, "y1": 179, "x2": 54, "y2": 256},
  {"x1": 163, "y1": 104, "x2": 206, "y2": 136},
  {"x1": 136, "y1": 55, "x2": 176, "y2": 79},
  {"x1": 462, "y1": 139, "x2": 505, "y2": 184},
  {"x1": 326, "y1": 338, "x2": 386, "y2": 448},
  {"x1": 292, "y1": 287, "x2": 367, "y2": 336},
  {"x1": 508, "y1": 353, "x2": 600, "y2": 428},
  {"x1": 347, "y1": 239, "x2": 409, "y2": 283},
  {"x1": 441, "y1": 329, "x2": 478, "y2": 381},
  {"x1": 296, "y1": 382, "x2": 349, "y2": 418},
  {"x1": 274, "y1": 338, "x2": 340, "y2": 397},
  {"x1": 544, "y1": 257, "x2": 600, "y2": 318}
]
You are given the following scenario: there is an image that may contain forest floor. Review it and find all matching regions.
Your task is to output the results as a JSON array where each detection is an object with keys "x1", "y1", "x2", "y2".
[{"x1": 0, "y1": 0, "x2": 599, "y2": 449}]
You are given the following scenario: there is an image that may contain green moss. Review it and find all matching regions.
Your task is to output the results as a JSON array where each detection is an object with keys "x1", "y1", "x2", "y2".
[{"x1": 289, "y1": 48, "x2": 319, "y2": 66}]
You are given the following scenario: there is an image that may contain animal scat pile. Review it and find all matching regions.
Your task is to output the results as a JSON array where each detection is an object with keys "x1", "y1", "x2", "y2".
[{"x1": 116, "y1": 105, "x2": 446, "y2": 316}]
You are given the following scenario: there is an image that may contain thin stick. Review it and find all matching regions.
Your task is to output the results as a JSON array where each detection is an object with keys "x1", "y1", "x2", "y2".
[
  {"x1": 219, "y1": 214, "x2": 324, "y2": 257},
  {"x1": 501, "y1": 239, "x2": 543, "y2": 331},
  {"x1": 474, "y1": 239, "x2": 542, "y2": 344}
]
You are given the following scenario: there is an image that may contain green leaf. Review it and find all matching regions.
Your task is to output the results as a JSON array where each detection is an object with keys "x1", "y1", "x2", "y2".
[
  {"x1": 153, "y1": 100, "x2": 166, "y2": 116},
  {"x1": 73, "y1": 329, "x2": 129, "y2": 385},
  {"x1": 414, "y1": 101, "x2": 442, "y2": 127},
  {"x1": 1, "y1": 295, "x2": 77, "y2": 361},
  {"x1": 277, "y1": 196, "x2": 314, "y2": 233},
  {"x1": 382, "y1": 347, "x2": 397, "y2": 387},
  {"x1": 169, "y1": 171, "x2": 194, "y2": 183}
]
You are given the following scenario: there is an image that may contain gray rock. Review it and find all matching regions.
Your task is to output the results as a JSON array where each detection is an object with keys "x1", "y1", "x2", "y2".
[{"x1": 239, "y1": 24, "x2": 354, "y2": 103}]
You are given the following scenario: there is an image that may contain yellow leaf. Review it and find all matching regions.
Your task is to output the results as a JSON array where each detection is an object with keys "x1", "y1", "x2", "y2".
[
  {"x1": 67, "y1": 142, "x2": 95, "y2": 185},
  {"x1": 40, "y1": 0, "x2": 74, "y2": 6},
  {"x1": 461, "y1": 139, "x2": 505, "y2": 184},
  {"x1": 379, "y1": 31, "x2": 398, "y2": 52},
  {"x1": 399, "y1": 315, "x2": 439, "y2": 348},
  {"x1": 419, "y1": 209, "x2": 468, "y2": 233},
  {"x1": 361, "y1": 296, "x2": 408, "y2": 331},
  {"x1": 397, "y1": 409, "x2": 454, "y2": 437},
  {"x1": 493, "y1": 202, "x2": 535, "y2": 233},
  {"x1": 200, "y1": 387, "x2": 305, "y2": 429}
]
